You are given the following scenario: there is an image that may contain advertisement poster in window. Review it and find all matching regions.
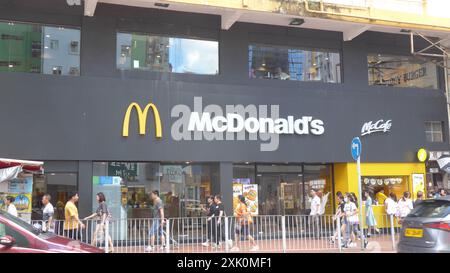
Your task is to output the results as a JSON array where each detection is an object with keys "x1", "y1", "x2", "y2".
[
  {"x1": 0, "y1": 175, "x2": 33, "y2": 221},
  {"x1": 412, "y1": 173, "x2": 425, "y2": 200},
  {"x1": 162, "y1": 165, "x2": 184, "y2": 184},
  {"x1": 232, "y1": 183, "x2": 243, "y2": 216},
  {"x1": 108, "y1": 162, "x2": 138, "y2": 181},
  {"x1": 243, "y1": 184, "x2": 259, "y2": 216}
]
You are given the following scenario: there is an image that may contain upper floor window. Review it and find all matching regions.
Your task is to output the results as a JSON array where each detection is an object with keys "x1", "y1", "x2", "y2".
[
  {"x1": 0, "y1": 21, "x2": 80, "y2": 76},
  {"x1": 425, "y1": 121, "x2": 444, "y2": 142},
  {"x1": 248, "y1": 44, "x2": 341, "y2": 83},
  {"x1": 116, "y1": 32, "x2": 219, "y2": 75},
  {"x1": 368, "y1": 54, "x2": 438, "y2": 89}
]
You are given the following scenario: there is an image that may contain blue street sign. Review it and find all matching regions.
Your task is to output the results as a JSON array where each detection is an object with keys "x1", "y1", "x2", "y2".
[{"x1": 351, "y1": 137, "x2": 362, "y2": 160}]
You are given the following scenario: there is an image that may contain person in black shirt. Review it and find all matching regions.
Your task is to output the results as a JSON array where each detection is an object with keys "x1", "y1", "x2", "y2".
[
  {"x1": 330, "y1": 194, "x2": 346, "y2": 244},
  {"x1": 202, "y1": 196, "x2": 215, "y2": 247},
  {"x1": 84, "y1": 192, "x2": 114, "y2": 252},
  {"x1": 208, "y1": 195, "x2": 225, "y2": 249},
  {"x1": 414, "y1": 191, "x2": 424, "y2": 207}
]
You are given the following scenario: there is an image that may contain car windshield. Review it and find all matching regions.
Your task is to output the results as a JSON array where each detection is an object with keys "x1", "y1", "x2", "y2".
[
  {"x1": 0, "y1": 211, "x2": 40, "y2": 235},
  {"x1": 409, "y1": 200, "x2": 450, "y2": 218}
]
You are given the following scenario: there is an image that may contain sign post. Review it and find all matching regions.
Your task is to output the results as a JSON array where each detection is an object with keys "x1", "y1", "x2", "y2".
[{"x1": 351, "y1": 137, "x2": 365, "y2": 250}]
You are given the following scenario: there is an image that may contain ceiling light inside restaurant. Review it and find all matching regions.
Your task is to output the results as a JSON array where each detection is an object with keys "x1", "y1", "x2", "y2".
[{"x1": 289, "y1": 18, "x2": 305, "y2": 26}]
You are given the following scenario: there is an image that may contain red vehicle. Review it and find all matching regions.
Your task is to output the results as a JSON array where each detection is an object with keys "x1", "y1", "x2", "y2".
[{"x1": 0, "y1": 210, "x2": 103, "y2": 253}]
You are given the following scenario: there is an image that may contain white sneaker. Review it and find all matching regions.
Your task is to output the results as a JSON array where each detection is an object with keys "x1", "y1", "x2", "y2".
[
  {"x1": 202, "y1": 241, "x2": 210, "y2": 247},
  {"x1": 230, "y1": 246, "x2": 240, "y2": 252},
  {"x1": 227, "y1": 239, "x2": 233, "y2": 248},
  {"x1": 145, "y1": 246, "x2": 154, "y2": 252},
  {"x1": 211, "y1": 243, "x2": 218, "y2": 249},
  {"x1": 250, "y1": 245, "x2": 260, "y2": 251},
  {"x1": 159, "y1": 245, "x2": 166, "y2": 251}
]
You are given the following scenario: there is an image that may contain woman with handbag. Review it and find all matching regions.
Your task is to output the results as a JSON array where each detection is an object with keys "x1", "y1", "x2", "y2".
[
  {"x1": 231, "y1": 195, "x2": 259, "y2": 252},
  {"x1": 84, "y1": 192, "x2": 114, "y2": 252}
]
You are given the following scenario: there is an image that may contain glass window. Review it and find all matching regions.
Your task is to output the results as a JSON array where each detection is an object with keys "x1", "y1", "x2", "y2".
[
  {"x1": 248, "y1": 44, "x2": 341, "y2": 83},
  {"x1": 249, "y1": 164, "x2": 332, "y2": 216},
  {"x1": 92, "y1": 162, "x2": 216, "y2": 219},
  {"x1": 116, "y1": 32, "x2": 219, "y2": 75},
  {"x1": 368, "y1": 53, "x2": 438, "y2": 89},
  {"x1": 32, "y1": 173, "x2": 77, "y2": 223},
  {"x1": 161, "y1": 163, "x2": 215, "y2": 218},
  {"x1": 409, "y1": 200, "x2": 450, "y2": 218},
  {"x1": 425, "y1": 121, "x2": 444, "y2": 142},
  {"x1": 233, "y1": 164, "x2": 256, "y2": 184},
  {"x1": 303, "y1": 165, "x2": 333, "y2": 214},
  {"x1": 92, "y1": 162, "x2": 159, "y2": 220},
  {"x1": 0, "y1": 21, "x2": 80, "y2": 76}
]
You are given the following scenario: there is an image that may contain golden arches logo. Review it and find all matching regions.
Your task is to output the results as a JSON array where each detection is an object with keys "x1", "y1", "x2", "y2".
[{"x1": 122, "y1": 102, "x2": 162, "y2": 138}]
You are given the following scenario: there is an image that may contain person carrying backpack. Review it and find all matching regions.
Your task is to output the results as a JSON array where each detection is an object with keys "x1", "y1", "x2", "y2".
[{"x1": 84, "y1": 192, "x2": 114, "y2": 252}]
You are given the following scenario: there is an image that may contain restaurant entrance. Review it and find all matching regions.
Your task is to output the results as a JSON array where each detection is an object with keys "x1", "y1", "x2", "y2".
[
  {"x1": 233, "y1": 163, "x2": 334, "y2": 216},
  {"x1": 257, "y1": 173, "x2": 305, "y2": 216}
]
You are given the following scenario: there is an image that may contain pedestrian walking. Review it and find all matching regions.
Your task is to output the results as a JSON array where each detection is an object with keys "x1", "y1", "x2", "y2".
[
  {"x1": 397, "y1": 191, "x2": 413, "y2": 223},
  {"x1": 309, "y1": 189, "x2": 321, "y2": 238},
  {"x1": 364, "y1": 191, "x2": 379, "y2": 237},
  {"x1": 208, "y1": 195, "x2": 226, "y2": 249},
  {"x1": 83, "y1": 192, "x2": 114, "y2": 252},
  {"x1": 202, "y1": 196, "x2": 215, "y2": 247},
  {"x1": 42, "y1": 194, "x2": 54, "y2": 233},
  {"x1": 231, "y1": 195, "x2": 259, "y2": 252},
  {"x1": 5, "y1": 196, "x2": 18, "y2": 217},
  {"x1": 343, "y1": 193, "x2": 367, "y2": 248},
  {"x1": 146, "y1": 190, "x2": 165, "y2": 252},
  {"x1": 329, "y1": 194, "x2": 346, "y2": 244},
  {"x1": 64, "y1": 192, "x2": 85, "y2": 240}
]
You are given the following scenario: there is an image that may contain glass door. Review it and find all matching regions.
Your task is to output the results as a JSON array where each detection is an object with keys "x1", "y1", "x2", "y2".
[
  {"x1": 256, "y1": 164, "x2": 304, "y2": 216},
  {"x1": 279, "y1": 174, "x2": 304, "y2": 215}
]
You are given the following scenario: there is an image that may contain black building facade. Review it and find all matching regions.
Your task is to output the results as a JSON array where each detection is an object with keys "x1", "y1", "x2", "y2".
[{"x1": 0, "y1": 0, "x2": 449, "y2": 220}]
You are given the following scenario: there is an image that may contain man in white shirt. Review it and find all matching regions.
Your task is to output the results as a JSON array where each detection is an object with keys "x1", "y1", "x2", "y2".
[
  {"x1": 5, "y1": 196, "x2": 18, "y2": 217},
  {"x1": 42, "y1": 194, "x2": 54, "y2": 232},
  {"x1": 309, "y1": 189, "x2": 321, "y2": 238}
]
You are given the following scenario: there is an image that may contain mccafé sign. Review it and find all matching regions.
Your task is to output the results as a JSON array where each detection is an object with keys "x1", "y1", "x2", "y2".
[
  {"x1": 122, "y1": 97, "x2": 325, "y2": 152},
  {"x1": 361, "y1": 119, "x2": 392, "y2": 136}
]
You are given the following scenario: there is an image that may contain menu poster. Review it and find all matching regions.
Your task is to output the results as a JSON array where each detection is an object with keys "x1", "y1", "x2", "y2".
[
  {"x1": 243, "y1": 184, "x2": 259, "y2": 216},
  {"x1": 232, "y1": 183, "x2": 243, "y2": 216},
  {"x1": 412, "y1": 173, "x2": 425, "y2": 200},
  {"x1": 8, "y1": 177, "x2": 33, "y2": 193}
]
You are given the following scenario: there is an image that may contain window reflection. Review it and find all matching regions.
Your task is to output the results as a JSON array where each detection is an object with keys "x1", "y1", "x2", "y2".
[
  {"x1": 368, "y1": 54, "x2": 438, "y2": 89},
  {"x1": 92, "y1": 162, "x2": 216, "y2": 219},
  {"x1": 248, "y1": 44, "x2": 341, "y2": 83},
  {"x1": 0, "y1": 21, "x2": 80, "y2": 75},
  {"x1": 116, "y1": 32, "x2": 219, "y2": 75}
]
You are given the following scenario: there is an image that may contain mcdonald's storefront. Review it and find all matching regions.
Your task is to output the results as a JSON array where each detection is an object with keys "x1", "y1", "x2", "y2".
[
  {"x1": 0, "y1": 1, "x2": 449, "y2": 221},
  {"x1": 0, "y1": 78, "x2": 447, "y2": 221}
]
